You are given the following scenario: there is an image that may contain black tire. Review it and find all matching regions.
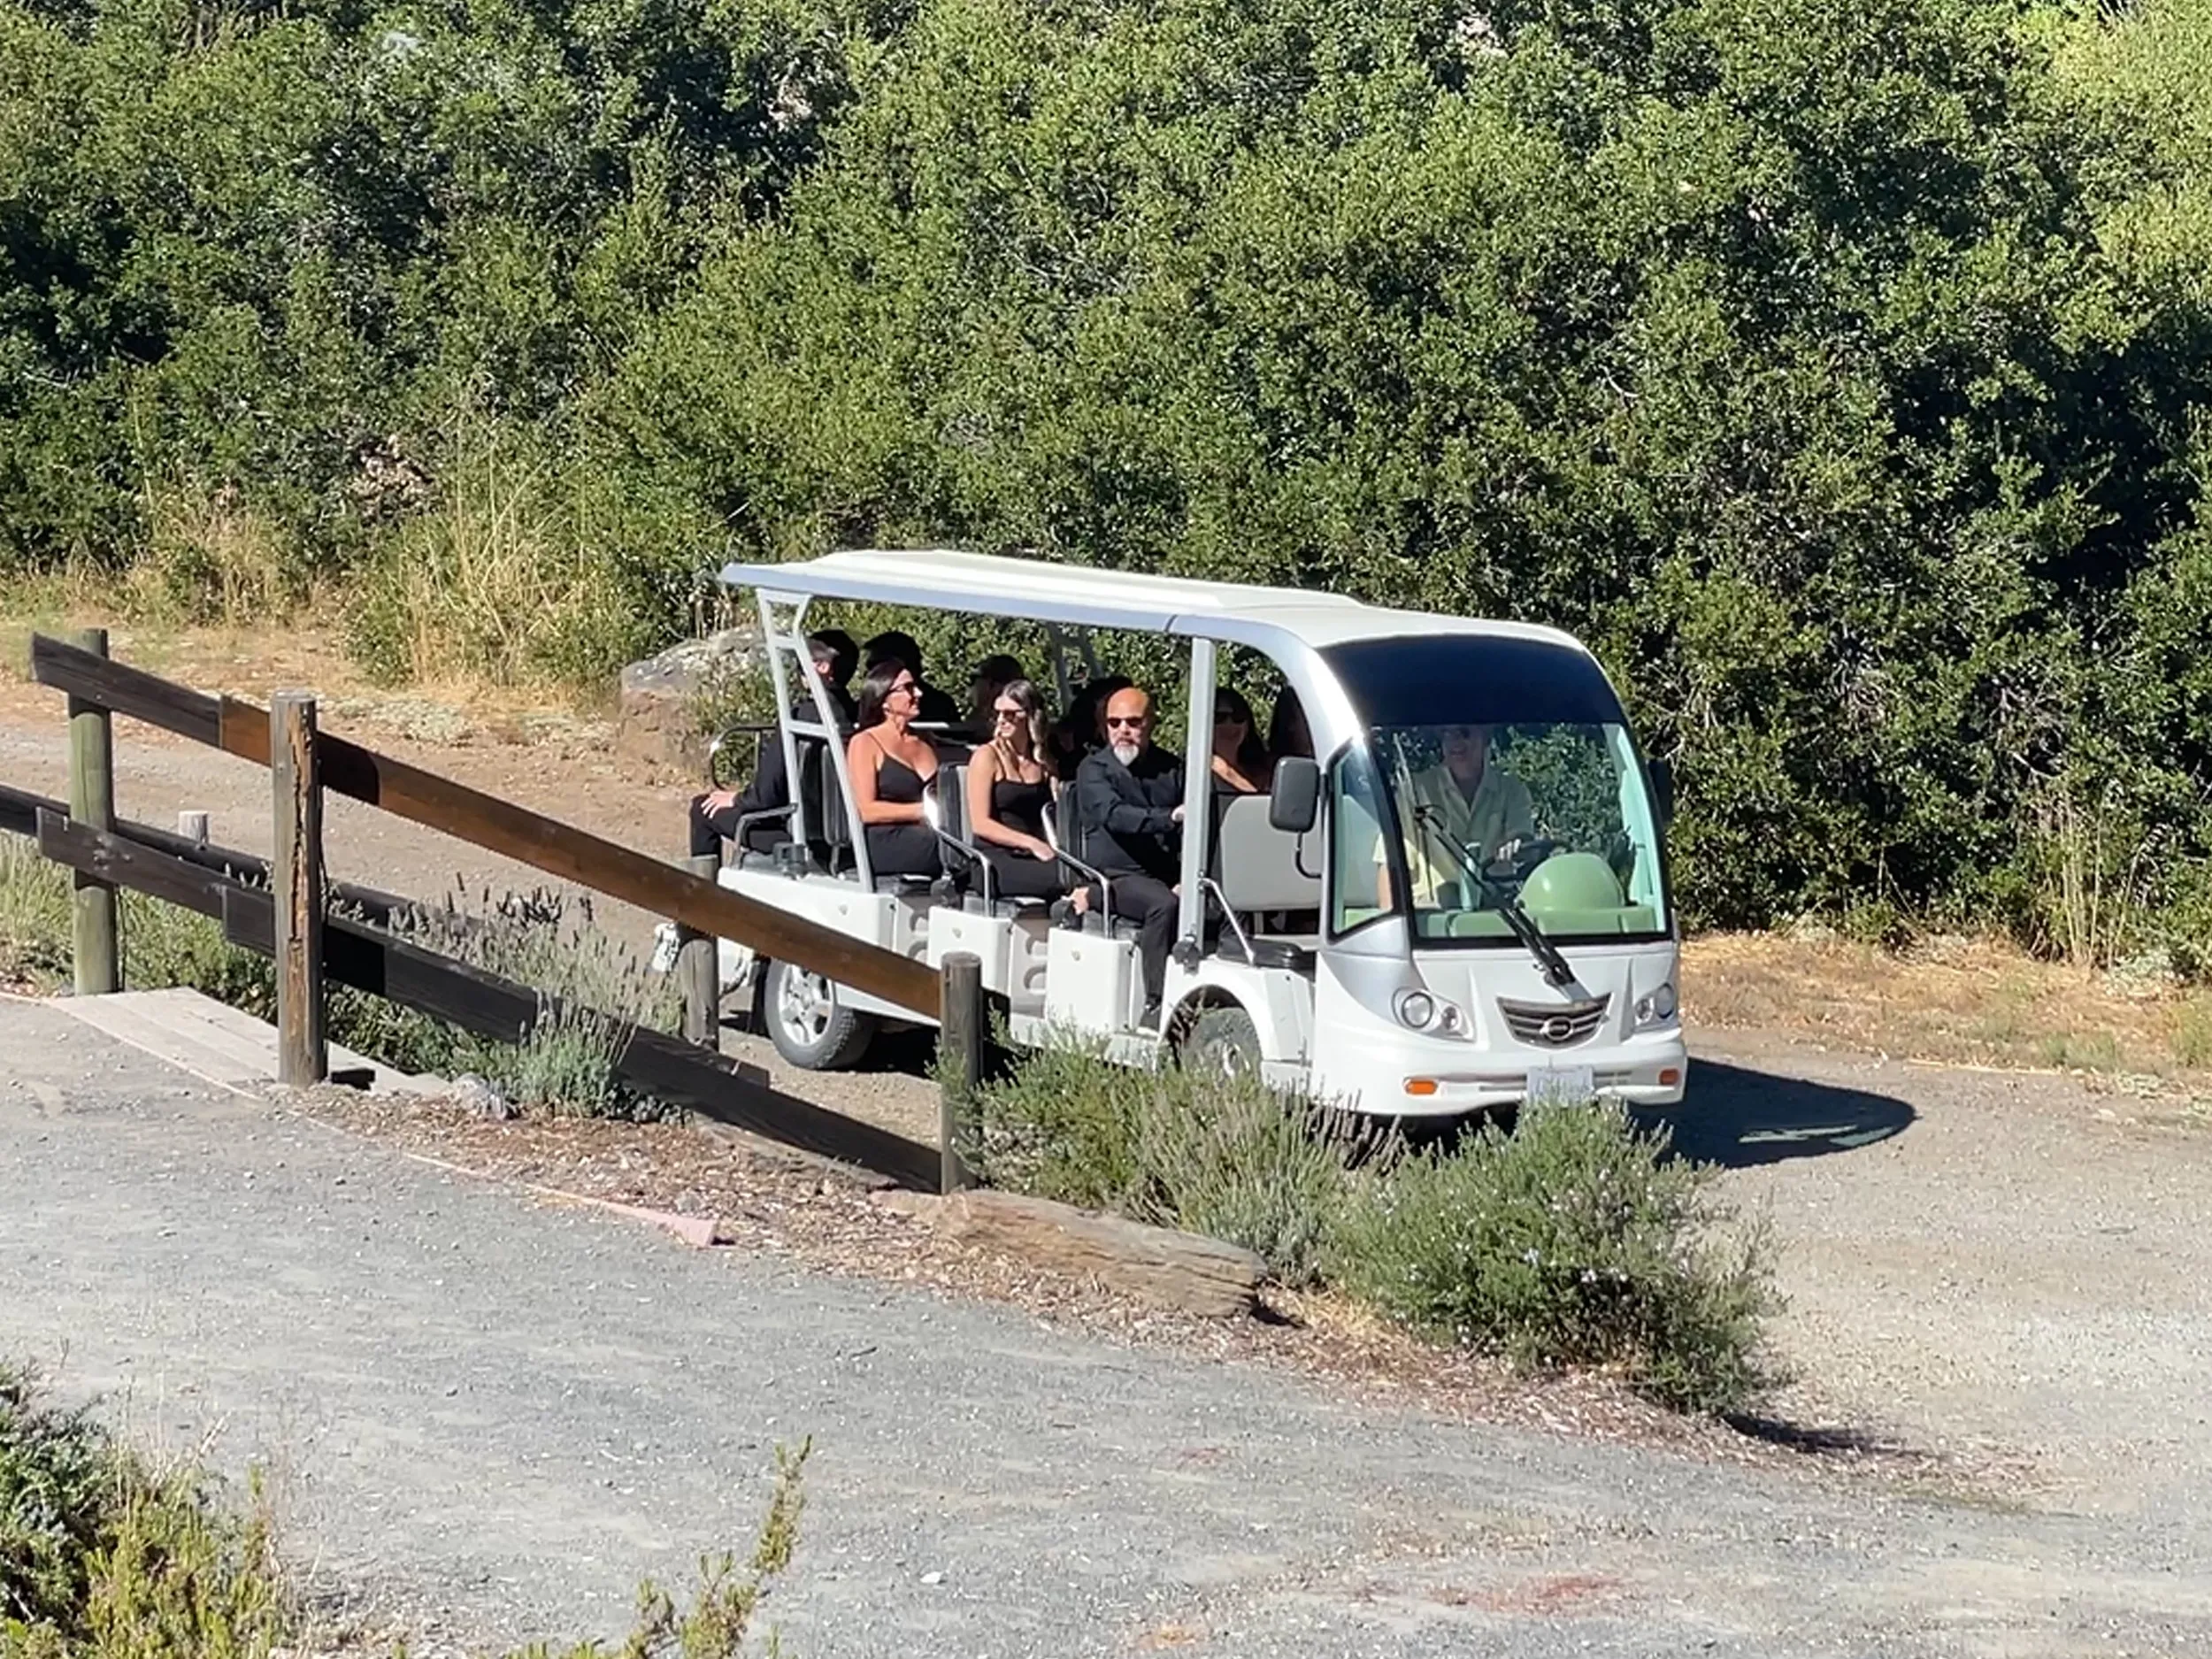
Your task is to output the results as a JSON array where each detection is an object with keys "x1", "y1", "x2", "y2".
[
  {"x1": 1179, "y1": 1002, "x2": 1263, "y2": 1079},
  {"x1": 764, "y1": 958, "x2": 875, "y2": 1070}
]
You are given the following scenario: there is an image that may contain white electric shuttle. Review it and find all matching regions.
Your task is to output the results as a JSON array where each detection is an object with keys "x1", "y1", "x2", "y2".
[{"x1": 693, "y1": 549, "x2": 1687, "y2": 1118}]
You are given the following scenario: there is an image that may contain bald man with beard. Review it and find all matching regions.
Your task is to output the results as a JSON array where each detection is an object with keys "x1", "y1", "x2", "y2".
[{"x1": 1071, "y1": 685, "x2": 1187, "y2": 1029}]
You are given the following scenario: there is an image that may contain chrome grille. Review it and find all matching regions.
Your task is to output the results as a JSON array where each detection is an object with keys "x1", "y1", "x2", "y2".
[{"x1": 1497, "y1": 993, "x2": 1610, "y2": 1048}]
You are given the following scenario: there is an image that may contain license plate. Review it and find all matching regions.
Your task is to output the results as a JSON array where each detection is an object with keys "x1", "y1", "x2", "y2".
[{"x1": 1524, "y1": 1064, "x2": 1596, "y2": 1107}]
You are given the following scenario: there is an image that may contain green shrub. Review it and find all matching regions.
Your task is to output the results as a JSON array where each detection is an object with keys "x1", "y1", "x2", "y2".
[
  {"x1": 1132, "y1": 1079, "x2": 1354, "y2": 1288},
  {"x1": 1325, "y1": 1102, "x2": 1774, "y2": 1415},
  {"x1": 0, "y1": 841, "x2": 72, "y2": 988},
  {"x1": 0, "y1": 1362, "x2": 289, "y2": 1657},
  {"x1": 343, "y1": 418, "x2": 656, "y2": 691},
  {"x1": 381, "y1": 883, "x2": 683, "y2": 1118},
  {"x1": 972, "y1": 1041, "x2": 1356, "y2": 1284},
  {"x1": 2176, "y1": 997, "x2": 2212, "y2": 1070},
  {"x1": 971, "y1": 1039, "x2": 1148, "y2": 1213},
  {"x1": 2, "y1": 1359, "x2": 809, "y2": 1659}
]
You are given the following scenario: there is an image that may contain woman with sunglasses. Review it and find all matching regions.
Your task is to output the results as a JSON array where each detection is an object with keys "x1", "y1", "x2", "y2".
[
  {"x1": 847, "y1": 659, "x2": 942, "y2": 879},
  {"x1": 1210, "y1": 686, "x2": 1275, "y2": 795},
  {"x1": 964, "y1": 678, "x2": 1069, "y2": 901}
]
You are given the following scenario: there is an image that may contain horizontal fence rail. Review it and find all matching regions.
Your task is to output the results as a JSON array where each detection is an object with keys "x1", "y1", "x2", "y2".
[
  {"x1": 26, "y1": 632, "x2": 938, "y2": 1019},
  {"x1": 23, "y1": 808, "x2": 940, "y2": 1189},
  {"x1": 0, "y1": 780, "x2": 411, "y2": 920},
  {"x1": 12, "y1": 634, "x2": 974, "y2": 1190}
]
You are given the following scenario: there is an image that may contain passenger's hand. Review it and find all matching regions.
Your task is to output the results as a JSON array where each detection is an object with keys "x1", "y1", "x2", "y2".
[
  {"x1": 1027, "y1": 837, "x2": 1056, "y2": 862},
  {"x1": 1170, "y1": 803, "x2": 1186, "y2": 824},
  {"x1": 703, "y1": 787, "x2": 739, "y2": 813}
]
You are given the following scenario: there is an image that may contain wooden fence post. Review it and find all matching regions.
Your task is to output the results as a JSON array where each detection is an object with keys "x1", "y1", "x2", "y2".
[
  {"x1": 680, "y1": 852, "x2": 720, "y2": 1048},
  {"x1": 938, "y1": 950, "x2": 983, "y2": 1194},
  {"x1": 272, "y1": 692, "x2": 326, "y2": 1085},
  {"x1": 66, "y1": 627, "x2": 119, "y2": 996}
]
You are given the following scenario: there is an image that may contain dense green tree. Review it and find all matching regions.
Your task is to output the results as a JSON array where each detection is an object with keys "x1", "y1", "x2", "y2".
[
  {"x1": 5, "y1": 0, "x2": 2212, "y2": 956},
  {"x1": 609, "y1": 0, "x2": 2212, "y2": 942}
]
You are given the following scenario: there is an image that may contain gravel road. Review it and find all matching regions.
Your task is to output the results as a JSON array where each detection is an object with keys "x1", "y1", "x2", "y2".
[{"x1": 7, "y1": 995, "x2": 2212, "y2": 1658}]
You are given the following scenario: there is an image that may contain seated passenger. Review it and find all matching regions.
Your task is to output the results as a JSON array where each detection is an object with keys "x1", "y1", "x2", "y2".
[
  {"x1": 1073, "y1": 686, "x2": 1185, "y2": 1028},
  {"x1": 966, "y1": 654, "x2": 1026, "y2": 734},
  {"x1": 1268, "y1": 687, "x2": 1313, "y2": 762},
  {"x1": 812, "y1": 628, "x2": 860, "y2": 705},
  {"x1": 689, "y1": 632, "x2": 856, "y2": 859},
  {"x1": 1048, "y1": 673, "x2": 1132, "y2": 782},
  {"x1": 965, "y1": 678, "x2": 1069, "y2": 902},
  {"x1": 1210, "y1": 687, "x2": 1274, "y2": 795},
  {"x1": 862, "y1": 629, "x2": 963, "y2": 726},
  {"x1": 848, "y1": 660, "x2": 943, "y2": 880}
]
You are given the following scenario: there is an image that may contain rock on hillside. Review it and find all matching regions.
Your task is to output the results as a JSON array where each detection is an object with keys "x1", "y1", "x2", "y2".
[{"x1": 617, "y1": 625, "x2": 761, "y2": 770}]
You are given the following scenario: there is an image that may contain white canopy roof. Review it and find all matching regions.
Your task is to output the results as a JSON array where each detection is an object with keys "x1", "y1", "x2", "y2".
[{"x1": 717, "y1": 548, "x2": 1581, "y2": 654}]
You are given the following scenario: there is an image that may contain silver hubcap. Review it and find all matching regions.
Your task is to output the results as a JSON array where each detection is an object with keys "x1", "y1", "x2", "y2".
[
  {"x1": 1201, "y1": 1027, "x2": 1253, "y2": 1079},
  {"x1": 777, "y1": 968, "x2": 834, "y2": 1048}
]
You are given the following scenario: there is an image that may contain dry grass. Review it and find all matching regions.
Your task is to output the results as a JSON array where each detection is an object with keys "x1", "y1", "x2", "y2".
[
  {"x1": 1684, "y1": 930, "x2": 2212, "y2": 1087},
  {"x1": 344, "y1": 423, "x2": 644, "y2": 692}
]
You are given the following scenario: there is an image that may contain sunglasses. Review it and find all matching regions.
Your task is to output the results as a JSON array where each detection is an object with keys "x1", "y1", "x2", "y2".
[
  {"x1": 1213, "y1": 708, "x2": 1244, "y2": 725},
  {"x1": 992, "y1": 704, "x2": 1024, "y2": 720},
  {"x1": 1104, "y1": 715, "x2": 1147, "y2": 730}
]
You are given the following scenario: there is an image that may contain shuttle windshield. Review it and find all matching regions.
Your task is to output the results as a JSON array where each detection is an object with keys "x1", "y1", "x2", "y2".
[{"x1": 1320, "y1": 635, "x2": 1671, "y2": 947}]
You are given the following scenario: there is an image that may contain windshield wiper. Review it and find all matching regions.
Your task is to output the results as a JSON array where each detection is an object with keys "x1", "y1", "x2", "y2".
[{"x1": 1409, "y1": 803, "x2": 1576, "y2": 988}]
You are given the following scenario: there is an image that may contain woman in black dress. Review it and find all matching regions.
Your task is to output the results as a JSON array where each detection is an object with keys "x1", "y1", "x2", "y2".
[
  {"x1": 964, "y1": 678, "x2": 1069, "y2": 902},
  {"x1": 848, "y1": 660, "x2": 942, "y2": 880}
]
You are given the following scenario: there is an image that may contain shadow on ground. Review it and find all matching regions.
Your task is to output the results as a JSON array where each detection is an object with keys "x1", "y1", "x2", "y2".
[{"x1": 1639, "y1": 1058, "x2": 1916, "y2": 1167}]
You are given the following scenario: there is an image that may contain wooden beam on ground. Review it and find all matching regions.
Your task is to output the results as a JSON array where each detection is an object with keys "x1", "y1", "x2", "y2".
[
  {"x1": 212, "y1": 691, "x2": 939, "y2": 1018},
  {"x1": 881, "y1": 1189, "x2": 1266, "y2": 1317}
]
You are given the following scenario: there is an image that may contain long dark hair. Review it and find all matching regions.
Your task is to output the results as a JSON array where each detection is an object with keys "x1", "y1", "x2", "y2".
[
  {"x1": 1268, "y1": 687, "x2": 1312, "y2": 760},
  {"x1": 856, "y1": 659, "x2": 911, "y2": 730},
  {"x1": 989, "y1": 678, "x2": 1050, "y2": 766},
  {"x1": 1215, "y1": 687, "x2": 1270, "y2": 774}
]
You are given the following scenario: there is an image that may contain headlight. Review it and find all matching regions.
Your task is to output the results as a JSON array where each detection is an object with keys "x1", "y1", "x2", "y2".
[
  {"x1": 1635, "y1": 982, "x2": 1678, "y2": 1025},
  {"x1": 1394, "y1": 989, "x2": 1437, "y2": 1030}
]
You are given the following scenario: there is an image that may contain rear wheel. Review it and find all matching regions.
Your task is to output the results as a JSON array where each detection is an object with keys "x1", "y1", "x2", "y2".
[
  {"x1": 1179, "y1": 1003, "x2": 1262, "y2": 1079},
  {"x1": 764, "y1": 958, "x2": 875, "y2": 1070}
]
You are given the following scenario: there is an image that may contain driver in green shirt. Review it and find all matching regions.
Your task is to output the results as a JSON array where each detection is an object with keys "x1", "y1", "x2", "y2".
[{"x1": 1382, "y1": 723, "x2": 1537, "y2": 909}]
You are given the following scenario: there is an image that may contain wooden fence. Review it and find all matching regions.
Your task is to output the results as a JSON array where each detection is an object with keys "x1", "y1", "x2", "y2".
[{"x1": 5, "y1": 631, "x2": 984, "y2": 1194}]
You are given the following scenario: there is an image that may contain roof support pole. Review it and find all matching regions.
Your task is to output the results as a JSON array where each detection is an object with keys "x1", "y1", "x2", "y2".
[{"x1": 1177, "y1": 636, "x2": 1217, "y2": 964}]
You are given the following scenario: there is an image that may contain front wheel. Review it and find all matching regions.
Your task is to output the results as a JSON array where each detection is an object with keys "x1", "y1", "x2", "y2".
[
  {"x1": 1178, "y1": 1003, "x2": 1262, "y2": 1079},
  {"x1": 764, "y1": 958, "x2": 876, "y2": 1071}
]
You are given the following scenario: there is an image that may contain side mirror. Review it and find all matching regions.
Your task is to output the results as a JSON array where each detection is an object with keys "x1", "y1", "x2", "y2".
[
  {"x1": 1647, "y1": 757, "x2": 1674, "y2": 828},
  {"x1": 1270, "y1": 757, "x2": 1321, "y2": 834}
]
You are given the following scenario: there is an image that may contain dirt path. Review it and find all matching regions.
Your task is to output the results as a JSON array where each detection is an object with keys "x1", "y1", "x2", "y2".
[
  {"x1": 6, "y1": 995, "x2": 2211, "y2": 1658},
  {"x1": 1678, "y1": 1035, "x2": 2212, "y2": 1525}
]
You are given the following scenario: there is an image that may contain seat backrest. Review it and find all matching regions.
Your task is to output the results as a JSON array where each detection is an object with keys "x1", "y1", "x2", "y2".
[
  {"x1": 938, "y1": 762, "x2": 969, "y2": 841},
  {"x1": 796, "y1": 737, "x2": 854, "y2": 871},
  {"x1": 1212, "y1": 791, "x2": 1322, "y2": 913}
]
